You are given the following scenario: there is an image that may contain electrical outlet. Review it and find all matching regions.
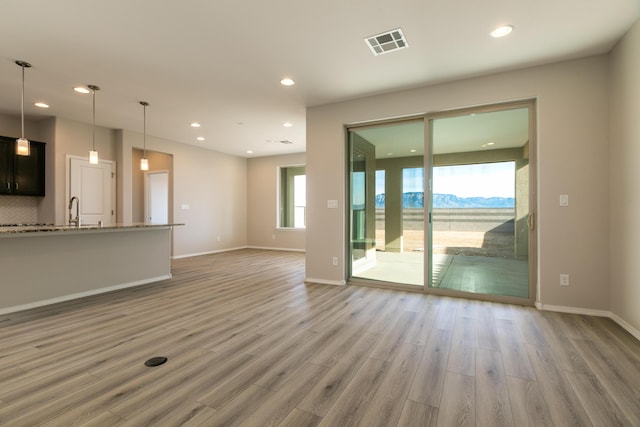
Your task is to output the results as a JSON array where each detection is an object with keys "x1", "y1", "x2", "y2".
[
  {"x1": 271, "y1": 234, "x2": 276, "y2": 240},
  {"x1": 332, "y1": 257, "x2": 338, "y2": 266},
  {"x1": 560, "y1": 274, "x2": 570, "y2": 286},
  {"x1": 216, "y1": 235, "x2": 221, "y2": 242}
]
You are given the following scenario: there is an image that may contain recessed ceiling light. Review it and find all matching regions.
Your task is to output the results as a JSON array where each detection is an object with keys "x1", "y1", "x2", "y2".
[
  {"x1": 487, "y1": 142, "x2": 495, "y2": 146},
  {"x1": 410, "y1": 149, "x2": 417, "y2": 153},
  {"x1": 387, "y1": 152, "x2": 393, "y2": 156},
  {"x1": 283, "y1": 122, "x2": 293, "y2": 127},
  {"x1": 73, "y1": 86, "x2": 90, "y2": 94},
  {"x1": 190, "y1": 122, "x2": 201, "y2": 128},
  {"x1": 280, "y1": 78, "x2": 295, "y2": 86},
  {"x1": 196, "y1": 137, "x2": 205, "y2": 141},
  {"x1": 491, "y1": 25, "x2": 514, "y2": 38},
  {"x1": 34, "y1": 102, "x2": 49, "y2": 108},
  {"x1": 246, "y1": 150, "x2": 253, "y2": 154}
]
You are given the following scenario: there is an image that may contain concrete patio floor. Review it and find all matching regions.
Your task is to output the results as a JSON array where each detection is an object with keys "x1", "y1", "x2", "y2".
[{"x1": 354, "y1": 250, "x2": 529, "y2": 298}]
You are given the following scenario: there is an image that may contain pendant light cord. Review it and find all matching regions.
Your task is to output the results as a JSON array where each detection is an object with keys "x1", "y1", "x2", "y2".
[
  {"x1": 143, "y1": 103, "x2": 147, "y2": 158},
  {"x1": 92, "y1": 89, "x2": 96, "y2": 151},
  {"x1": 87, "y1": 85, "x2": 100, "y2": 152},
  {"x1": 20, "y1": 65, "x2": 25, "y2": 139}
]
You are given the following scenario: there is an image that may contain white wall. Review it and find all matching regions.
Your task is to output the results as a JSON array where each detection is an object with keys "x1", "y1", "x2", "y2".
[
  {"x1": 118, "y1": 129, "x2": 248, "y2": 258},
  {"x1": 306, "y1": 55, "x2": 611, "y2": 311},
  {"x1": 53, "y1": 117, "x2": 118, "y2": 225},
  {"x1": 247, "y1": 153, "x2": 306, "y2": 251},
  {"x1": 610, "y1": 18, "x2": 640, "y2": 334}
]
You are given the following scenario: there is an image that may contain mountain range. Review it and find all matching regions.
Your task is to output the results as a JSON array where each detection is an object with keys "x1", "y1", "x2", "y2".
[{"x1": 368, "y1": 192, "x2": 514, "y2": 209}]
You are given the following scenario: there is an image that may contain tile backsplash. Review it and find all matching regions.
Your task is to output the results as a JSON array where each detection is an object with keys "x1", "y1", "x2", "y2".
[{"x1": 0, "y1": 196, "x2": 39, "y2": 224}]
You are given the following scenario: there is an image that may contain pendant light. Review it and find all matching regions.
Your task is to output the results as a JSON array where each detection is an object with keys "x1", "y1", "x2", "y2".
[
  {"x1": 140, "y1": 101, "x2": 149, "y2": 171},
  {"x1": 15, "y1": 60, "x2": 32, "y2": 156},
  {"x1": 88, "y1": 84, "x2": 100, "y2": 164}
]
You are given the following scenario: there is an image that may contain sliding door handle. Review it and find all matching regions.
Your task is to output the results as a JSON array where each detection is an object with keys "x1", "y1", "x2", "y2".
[{"x1": 527, "y1": 212, "x2": 535, "y2": 231}]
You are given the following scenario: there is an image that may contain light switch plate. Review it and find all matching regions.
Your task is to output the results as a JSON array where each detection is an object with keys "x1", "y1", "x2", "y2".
[
  {"x1": 327, "y1": 200, "x2": 338, "y2": 209},
  {"x1": 559, "y1": 195, "x2": 569, "y2": 207}
]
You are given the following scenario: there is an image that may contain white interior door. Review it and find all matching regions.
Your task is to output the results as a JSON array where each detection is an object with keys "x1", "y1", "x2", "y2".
[
  {"x1": 69, "y1": 157, "x2": 115, "y2": 226},
  {"x1": 145, "y1": 171, "x2": 169, "y2": 224}
]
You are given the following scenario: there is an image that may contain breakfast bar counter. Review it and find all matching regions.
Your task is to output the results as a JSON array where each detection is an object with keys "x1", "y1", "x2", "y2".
[{"x1": 0, "y1": 224, "x2": 181, "y2": 314}]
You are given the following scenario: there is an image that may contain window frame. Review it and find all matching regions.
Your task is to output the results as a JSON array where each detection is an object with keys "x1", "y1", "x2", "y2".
[{"x1": 277, "y1": 164, "x2": 306, "y2": 229}]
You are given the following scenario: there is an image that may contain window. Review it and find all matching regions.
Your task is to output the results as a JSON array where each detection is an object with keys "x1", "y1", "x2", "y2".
[{"x1": 279, "y1": 166, "x2": 306, "y2": 228}]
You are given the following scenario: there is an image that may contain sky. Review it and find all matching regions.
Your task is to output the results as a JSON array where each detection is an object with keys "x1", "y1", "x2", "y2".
[{"x1": 375, "y1": 162, "x2": 515, "y2": 198}]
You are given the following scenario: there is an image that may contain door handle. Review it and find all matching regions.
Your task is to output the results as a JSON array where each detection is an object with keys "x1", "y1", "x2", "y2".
[{"x1": 527, "y1": 212, "x2": 535, "y2": 231}]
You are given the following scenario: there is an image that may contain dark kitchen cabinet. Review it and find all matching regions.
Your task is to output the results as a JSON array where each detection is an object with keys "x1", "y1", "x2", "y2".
[{"x1": 0, "y1": 136, "x2": 46, "y2": 196}]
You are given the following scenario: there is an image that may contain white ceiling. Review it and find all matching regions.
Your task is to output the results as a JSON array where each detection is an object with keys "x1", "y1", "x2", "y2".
[{"x1": 0, "y1": 0, "x2": 637, "y2": 158}]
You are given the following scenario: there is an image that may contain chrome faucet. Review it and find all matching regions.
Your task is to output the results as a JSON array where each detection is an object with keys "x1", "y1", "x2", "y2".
[{"x1": 68, "y1": 196, "x2": 80, "y2": 227}]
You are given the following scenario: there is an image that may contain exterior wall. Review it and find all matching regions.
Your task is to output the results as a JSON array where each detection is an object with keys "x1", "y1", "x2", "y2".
[
  {"x1": 306, "y1": 55, "x2": 611, "y2": 311},
  {"x1": 609, "y1": 18, "x2": 640, "y2": 334},
  {"x1": 247, "y1": 153, "x2": 306, "y2": 251}
]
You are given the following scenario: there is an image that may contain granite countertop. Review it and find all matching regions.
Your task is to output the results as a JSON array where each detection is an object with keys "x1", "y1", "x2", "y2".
[{"x1": 0, "y1": 223, "x2": 183, "y2": 236}]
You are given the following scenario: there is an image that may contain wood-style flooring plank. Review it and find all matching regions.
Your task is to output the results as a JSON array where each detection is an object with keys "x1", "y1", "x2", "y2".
[
  {"x1": 475, "y1": 348, "x2": 514, "y2": 426},
  {"x1": 279, "y1": 408, "x2": 322, "y2": 427},
  {"x1": 436, "y1": 372, "x2": 475, "y2": 426},
  {"x1": 316, "y1": 357, "x2": 389, "y2": 426},
  {"x1": 446, "y1": 315, "x2": 476, "y2": 376},
  {"x1": 407, "y1": 328, "x2": 452, "y2": 407},
  {"x1": 565, "y1": 371, "x2": 629, "y2": 426},
  {"x1": 525, "y1": 343, "x2": 593, "y2": 426},
  {"x1": 506, "y1": 375, "x2": 553, "y2": 426},
  {"x1": 296, "y1": 331, "x2": 381, "y2": 417},
  {"x1": 357, "y1": 342, "x2": 424, "y2": 427},
  {"x1": 396, "y1": 400, "x2": 438, "y2": 427}
]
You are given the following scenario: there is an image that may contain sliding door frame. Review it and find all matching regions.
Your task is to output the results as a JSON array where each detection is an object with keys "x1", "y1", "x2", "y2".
[{"x1": 344, "y1": 98, "x2": 537, "y2": 306}]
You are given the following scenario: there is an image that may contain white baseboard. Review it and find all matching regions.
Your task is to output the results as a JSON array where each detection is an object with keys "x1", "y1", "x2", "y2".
[
  {"x1": 609, "y1": 312, "x2": 640, "y2": 342},
  {"x1": 535, "y1": 302, "x2": 611, "y2": 317},
  {"x1": 305, "y1": 277, "x2": 346, "y2": 286},
  {"x1": 536, "y1": 303, "x2": 640, "y2": 342},
  {"x1": 247, "y1": 245, "x2": 305, "y2": 253},
  {"x1": 172, "y1": 246, "x2": 248, "y2": 259},
  {"x1": 0, "y1": 275, "x2": 172, "y2": 316}
]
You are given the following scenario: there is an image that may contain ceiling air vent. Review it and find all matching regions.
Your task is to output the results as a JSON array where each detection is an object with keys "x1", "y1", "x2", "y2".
[
  {"x1": 278, "y1": 140, "x2": 293, "y2": 145},
  {"x1": 365, "y1": 28, "x2": 408, "y2": 56}
]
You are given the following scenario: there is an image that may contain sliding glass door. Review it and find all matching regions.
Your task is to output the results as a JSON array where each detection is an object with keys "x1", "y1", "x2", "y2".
[
  {"x1": 347, "y1": 101, "x2": 536, "y2": 304},
  {"x1": 348, "y1": 120, "x2": 425, "y2": 287},
  {"x1": 426, "y1": 102, "x2": 536, "y2": 302}
]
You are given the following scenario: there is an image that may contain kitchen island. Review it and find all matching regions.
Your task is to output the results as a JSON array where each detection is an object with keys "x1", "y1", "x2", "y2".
[{"x1": 0, "y1": 224, "x2": 180, "y2": 314}]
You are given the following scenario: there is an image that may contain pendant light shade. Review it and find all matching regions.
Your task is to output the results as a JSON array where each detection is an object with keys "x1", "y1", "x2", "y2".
[
  {"x1": 15, "y1": 60, "x2": 32, "y2": 156},
  {"x1": 88, "y1": 85, "x2": 100, "y2": 164},
  {"x1": 140, "y1": 101, "x2": 149, "y2": 171}
]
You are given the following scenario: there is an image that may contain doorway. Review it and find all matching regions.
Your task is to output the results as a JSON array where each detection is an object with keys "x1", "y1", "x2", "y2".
[
  {"x1": 67, "y1": 156, "x2": 115, "y2": 226},
  {"x1": 144, "y1": 171, "x2": 169, "y2": 224}
]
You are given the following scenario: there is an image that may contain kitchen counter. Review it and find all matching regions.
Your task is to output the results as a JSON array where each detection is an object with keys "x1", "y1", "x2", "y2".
[
  {"x1": 0, "y1": 224, "x2": 181, "y2": 314},
  {"x1": 0, "y1": 222, "x2": 182, "y2": 237}
]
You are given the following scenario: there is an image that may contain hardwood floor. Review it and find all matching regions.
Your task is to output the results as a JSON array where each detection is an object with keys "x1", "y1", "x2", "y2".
[{"x1": 1, "y1": 249, "x2": 639, "y2": 426}]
